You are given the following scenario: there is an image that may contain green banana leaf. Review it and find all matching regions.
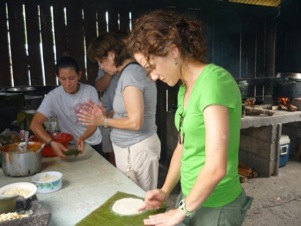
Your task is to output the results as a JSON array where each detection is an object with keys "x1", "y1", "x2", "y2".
[{"x1": 76, "y1": 191, "x2": 166, "y2": 226}]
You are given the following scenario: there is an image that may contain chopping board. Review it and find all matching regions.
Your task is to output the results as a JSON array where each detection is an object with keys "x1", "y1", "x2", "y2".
[{"x1": 76, "y1": 191, "x2": 166, "y2": 226}]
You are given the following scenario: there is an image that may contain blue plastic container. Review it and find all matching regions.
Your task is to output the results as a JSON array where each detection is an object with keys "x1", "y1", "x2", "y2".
[{"x1": 279, "y1": 135, "x2": 290, "y2": 167}]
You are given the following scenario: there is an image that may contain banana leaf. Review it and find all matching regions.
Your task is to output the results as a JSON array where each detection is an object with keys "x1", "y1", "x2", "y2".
[{"x1": 76, "y1": 191, "x2": 166, "y2": 226}]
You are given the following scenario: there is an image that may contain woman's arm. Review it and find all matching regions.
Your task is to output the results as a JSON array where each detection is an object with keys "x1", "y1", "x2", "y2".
[
  {"x1": 30, "y1": 112, "x2": 53, "y2": 144},
  {"x1": 78, "y1": 125, "x2": 98, "y2": 141},
  {"x1": 184, "y1": 105, "x2": 229, "y2": 212},
  {"x1": 95, "y1": 72, "x2": 115, "y2": 93},
  {"x1": 30, "y1": 112, "x2": 68, "y2": 158},
  {"x1": 76, "y1": 125, "x2": 98, "y2": 152},
  {"x1": 78, "y1": 86, "x2": 144, "y2": 131},
  {"x1": 106, "y1": 85, "x2": 144, "y2": 130}
]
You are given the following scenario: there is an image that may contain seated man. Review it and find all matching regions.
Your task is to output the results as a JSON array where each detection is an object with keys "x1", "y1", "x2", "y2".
[{"x1": 30, "y1": 56, "x2": 103, "y2": 158}]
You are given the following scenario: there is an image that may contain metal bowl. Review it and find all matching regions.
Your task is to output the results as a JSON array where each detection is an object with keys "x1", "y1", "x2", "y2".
[{"x1": 6, "y1": 86, "x2": 36, "y2": 93}]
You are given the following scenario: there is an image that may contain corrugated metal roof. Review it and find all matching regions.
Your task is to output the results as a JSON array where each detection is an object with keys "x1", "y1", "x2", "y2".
[{"x1": 229, "y1": 0, "x2": 281, "y2": 7}]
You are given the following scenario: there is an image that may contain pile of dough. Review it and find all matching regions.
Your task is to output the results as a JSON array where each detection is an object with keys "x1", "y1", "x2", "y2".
[{"x1": 111, "y1": 198, "x2": 144, "y2": 216}]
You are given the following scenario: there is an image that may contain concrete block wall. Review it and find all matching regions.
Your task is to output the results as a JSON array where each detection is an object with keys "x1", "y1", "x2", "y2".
[{"x1": 239, "y1": 124, "x2": 281, "y2": 177}]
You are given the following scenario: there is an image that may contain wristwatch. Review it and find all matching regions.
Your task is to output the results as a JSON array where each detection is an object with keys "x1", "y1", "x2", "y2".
[{"x1": 179, "y1": 199, "x2": 194, "y2": 216}]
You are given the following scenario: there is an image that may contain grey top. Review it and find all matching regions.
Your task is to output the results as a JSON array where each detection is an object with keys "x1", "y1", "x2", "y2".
[
  {"x1": 95, "y1": 69, "x2": 120, "y2": 112},
  {"x1": 111, "y1": 63, "x2": 157, "y2": 148},
  {"x1": 37, "y1": 83, "x2": 102, "y2": 145}
]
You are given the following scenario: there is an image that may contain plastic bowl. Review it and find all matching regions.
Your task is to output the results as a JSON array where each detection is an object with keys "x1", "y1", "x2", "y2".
[
  {"x1": 30, "y1": 132, "x2": 73, "y2": 157},
  {"x1": 32, "y1": 171, "x2": 63, "y2": 193}
]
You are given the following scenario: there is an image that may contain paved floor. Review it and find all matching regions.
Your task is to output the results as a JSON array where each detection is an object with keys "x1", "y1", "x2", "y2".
[{"x1": 242, "y1": 160, "x2": 301, "y2": 226}]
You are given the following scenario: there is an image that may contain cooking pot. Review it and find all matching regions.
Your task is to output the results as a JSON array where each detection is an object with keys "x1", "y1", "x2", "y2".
[
  {"x1": 276, "y1": 72, "x2": 301, "y2": 81},
  {"x1": 272, "y1": 72, "x2": 301, "y2": 99},
  {"x1": 0, "y1": 141, "x2": 43, "y2": 177}
]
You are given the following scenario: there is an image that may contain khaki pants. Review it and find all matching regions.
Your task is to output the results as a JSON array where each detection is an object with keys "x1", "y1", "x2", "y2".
[{"x1": 112, "y1": 133, "x2": 161, "y2": 191}]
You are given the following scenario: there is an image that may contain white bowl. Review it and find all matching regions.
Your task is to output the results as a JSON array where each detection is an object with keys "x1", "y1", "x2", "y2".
[
  {"x1": 32, "y1": 171, "x2": 63, "y2": 193},
  {"x1": 0, "y1": 182, "x2": 37, "y2": 199}
]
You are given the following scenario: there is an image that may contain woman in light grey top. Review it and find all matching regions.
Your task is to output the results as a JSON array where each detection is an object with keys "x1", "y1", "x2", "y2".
[
  {"x1": 78, "y1": 32, "x2": 161, "y2": 191},
  {"x1": 111, "y1": 62, "x2": 157, "y2": 147},
  {"x1": 88, "y1": 36, "x2": 121, "y2": 165},
  {"x1": 30, "y1": 56, "x2": 102, "y2": 158}
]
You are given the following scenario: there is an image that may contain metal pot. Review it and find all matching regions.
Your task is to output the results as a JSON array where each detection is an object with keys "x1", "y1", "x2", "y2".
[
  {"x1": 0, "y1": 142, "x2": 43, "y2": 177},
  {"x1": 276, "y1": 72, "x2": 301, "y2": 81},
  {"x1": 272, "y1": 72, "x2": 301, "y2": 99}
]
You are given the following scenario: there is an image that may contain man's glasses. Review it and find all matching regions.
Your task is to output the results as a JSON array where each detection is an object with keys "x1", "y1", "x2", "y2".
[{"x1": 178, "y1": 112, "x2": 185, "y2": 145}]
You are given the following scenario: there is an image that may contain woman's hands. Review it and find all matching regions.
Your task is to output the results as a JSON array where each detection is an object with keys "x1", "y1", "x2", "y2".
[
  {"x1": 144, "y1": 208, "x2": 186, "y2": 226},
  {"x1": 139, "y1": 189, "x2": 168, "y2": 211},
  {"x1": 49, "y1": 141, "x2": 68, "y2": 158},
  {"x1": 138, "y1": 189, "x2": 185, "y2": 226},
  {"x1": 51, "y1": 138, "x2": 84, "y2": 159},
  {"x1": 140, "y1": 189, "x2": 185, "y2": 226},
  {"x1": 77, "y1": 100, "x2": 107, "y2": 126},
  {"x1": 76, "y1": 136, "x2": 85, "y2": 152}
]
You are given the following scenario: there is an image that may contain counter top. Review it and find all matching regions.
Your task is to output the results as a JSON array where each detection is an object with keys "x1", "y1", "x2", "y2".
[
  {"x1": 0, "y1": 145, "x2": 145, "y2": 226},
  {"x1": 241, "y1": 110, "x2": 301, "y2": 129}
]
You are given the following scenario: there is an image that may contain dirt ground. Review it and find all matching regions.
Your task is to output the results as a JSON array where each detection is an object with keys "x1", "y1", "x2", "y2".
[
  {"x1": 242, "y1": 160, "x2": 301, "y2": 226},
  {"x1": 159, "y1": 160, "x2": 301, "y2": 226}
]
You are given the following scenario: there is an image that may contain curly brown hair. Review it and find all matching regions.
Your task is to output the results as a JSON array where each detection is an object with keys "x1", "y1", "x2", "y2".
[
  {"x1": 87, "y1": 31, "x2": 130, "y2": 67},
  {"x1": 127, "y1": 10, "x2": 207, "y2": 64}
]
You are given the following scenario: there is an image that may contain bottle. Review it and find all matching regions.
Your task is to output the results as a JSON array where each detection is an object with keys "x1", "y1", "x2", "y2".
[{"x1": 48, "y1": 116, "x2": 59, "y2": 134}]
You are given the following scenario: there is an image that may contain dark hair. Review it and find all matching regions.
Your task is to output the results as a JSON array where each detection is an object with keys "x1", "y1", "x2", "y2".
[
  {"x1": 87, "y1": 31, "x2": 131, "y2": 67},
  {"x1": 55, "y1": 56, "x2": 80, "y2": 75},
  {"x1": 128, "y1": 10, "x2": 207, "y2": 64}
]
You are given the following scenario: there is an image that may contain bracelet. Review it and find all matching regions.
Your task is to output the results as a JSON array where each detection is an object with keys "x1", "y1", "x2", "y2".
[
  {"x1": 102, "y1": 118, "x2": 108, "y2": 128},
  {"x1": 47, "y1": 139, "x2": 54, "y2": 146}
]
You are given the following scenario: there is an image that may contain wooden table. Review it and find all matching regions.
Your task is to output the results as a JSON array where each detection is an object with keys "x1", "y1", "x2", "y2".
[{"x1": 0, "y1": 145, "x2": 145, "y2": 226}]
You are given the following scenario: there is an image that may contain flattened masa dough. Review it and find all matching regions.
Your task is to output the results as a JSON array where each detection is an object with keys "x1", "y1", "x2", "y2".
[{"x1": 111, "y1": 198, "x2": 144, "y2": 216}]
